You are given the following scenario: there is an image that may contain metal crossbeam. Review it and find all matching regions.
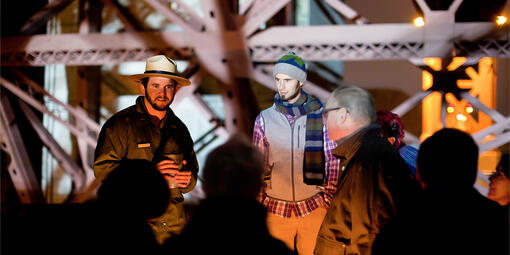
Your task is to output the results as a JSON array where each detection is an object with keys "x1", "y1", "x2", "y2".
[
  {"x1": 323, "y1": 0, "x2": 368, "y2": 24},
  {"x1": 17, "y1": 99, "x2": 87, "y2": 193},
  {"x1": 479, "y1": 130, "x2": 510, "y2": 153},
  {"x1": 392, "y1": 90, "x2": 433, "y2": 117},
  {"x1": 241, "y1": 0, "x2": 291, "y2": 37},
  {"x1": 0, "y1": 93, "x2": 45, "y2": 203},
  {"x1": 144, "y1": 0, "x2": 203, "y2": 33},
  {"x1": 473, "y1": 117, "x2": 510, "y2": 142},
  {"x1": 248, "y1": 23, "x2": 509, "y2": 61},
  {"x1": 1, "y1": 31, "x2": 193, "y2": 66},
  {"x1": 20, "y1": 0, "x2": 75, "y2": 34},
  {"x1": 0, "y1": 74, "x2": 100, "y2": 198},
  {"x1": 2, "y1": 22, "x2": 507, "y2": 66},
  {"x1": 102, "y1": 0, "x2": 144, "y2": 31}
]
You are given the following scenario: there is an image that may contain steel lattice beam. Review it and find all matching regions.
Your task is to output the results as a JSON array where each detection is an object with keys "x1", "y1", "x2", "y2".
[
  {"x1": 1, "y1": 31, "x2": 193, "y2": 66},
  {"x1": 248, "y1": 23, "x2": 509, "y2": 61},
  {"x1": 3, "y1": 22, "x2": 508, "y2": 66}
]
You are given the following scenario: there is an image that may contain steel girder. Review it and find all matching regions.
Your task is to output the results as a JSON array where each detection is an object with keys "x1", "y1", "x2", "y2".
[
  {"x1": 0, "y1": 93, "x2": 46, "y2": 204},
  {"x1": 1, "y1": 22, "x2": 508, "y2": 66},
  {"x1": 0, "y1": 73, "x2": 100, "y2": 200},
  {"x1": 1, "y1": 31, "x2": 193, "y2": 66}
]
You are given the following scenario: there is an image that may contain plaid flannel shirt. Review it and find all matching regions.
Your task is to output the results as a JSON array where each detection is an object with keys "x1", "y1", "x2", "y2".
[{"x1": 253, "y1": 113, "x2": 340, "y2": 218}]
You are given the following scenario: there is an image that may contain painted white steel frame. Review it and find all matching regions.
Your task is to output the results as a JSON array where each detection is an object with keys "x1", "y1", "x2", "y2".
[
  {"x1": 2, "y1": 23, "x2": 508, "y2": 66},
  {"x1": 1, "y1": 0, "x2": 509, "y2": 202},
  {"x1": 0, "y1": 75, "x2": 99, "y2": 200},
  {"x1": 0, "y1": 93, "x2": 45, "y2": 203}
]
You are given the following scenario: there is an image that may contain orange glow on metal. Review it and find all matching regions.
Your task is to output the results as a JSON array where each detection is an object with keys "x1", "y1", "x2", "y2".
[
  {"x1": 421, "y1": 57, "x2": 496, "y2": 139},
  {"x1": 496, "y1": 16, "x2": 507, "y2": 25},
  {"x1": 413, "y1": 17, "x2": 425, "y2": 27},
  {"x1": 466, "y1": 105, "x2": 474, "y2": 114}
]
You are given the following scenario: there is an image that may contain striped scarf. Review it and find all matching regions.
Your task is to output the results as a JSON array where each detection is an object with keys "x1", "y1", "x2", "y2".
[{"x1": 274, "y1": 91, "x2": 325, "y2": 185}]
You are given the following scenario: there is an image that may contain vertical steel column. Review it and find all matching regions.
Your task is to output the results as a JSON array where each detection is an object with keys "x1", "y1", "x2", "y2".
[
  {"x1": 214, "y1": 0, "x2": 259, "y2": 136},
  {"x1": 77, "y1": 0, "x2": 103, "y2": 122}
]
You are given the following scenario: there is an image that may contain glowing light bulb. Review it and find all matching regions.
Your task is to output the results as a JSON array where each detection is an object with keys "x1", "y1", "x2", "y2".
[
  {"x1": 466, "y1": 105, "x2": 473, "y2": 114},
  {"x1": 414, "y1": 17, "x2": 425, "y2": 27},
  {"x1": 447, "y1": 105, "x2": 455, "y2": 113},
  {"x1": 496, "y1": 16, "x2": 507, "y2": 26}
]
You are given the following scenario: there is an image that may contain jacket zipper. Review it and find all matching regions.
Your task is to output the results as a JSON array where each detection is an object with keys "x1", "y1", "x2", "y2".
[
  {"x1": 290, "y1": 121, "x2": 296, "y2": 202},
  {"x1": 297, "y1": 125, "x2": 300, "y2": 148}
]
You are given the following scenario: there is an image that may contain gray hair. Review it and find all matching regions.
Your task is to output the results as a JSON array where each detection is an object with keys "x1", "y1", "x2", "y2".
[{"x1": 325, "y1": 86, "x2": 376, "y2": 124}]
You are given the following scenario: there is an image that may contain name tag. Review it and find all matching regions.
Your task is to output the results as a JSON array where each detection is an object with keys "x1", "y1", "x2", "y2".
[{"x1": 137, "y1": 143, "x2": 151, "y2": 148}]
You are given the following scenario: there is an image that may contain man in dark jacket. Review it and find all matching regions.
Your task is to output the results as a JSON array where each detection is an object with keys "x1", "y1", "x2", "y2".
[
  {"x1": 314, "y1": 86, "x2": 418, "y2": 255},
  {"x1": 94, "y1": 55, "x2": 199, "y2": 244}
]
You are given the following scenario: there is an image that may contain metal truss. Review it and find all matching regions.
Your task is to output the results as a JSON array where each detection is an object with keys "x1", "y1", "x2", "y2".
[
  {"x1": 392, "y1": 89, "x2": 510, "y2": 152},
  {"x1": 1, "y1": 31, "x2": 193, "y2": 66},
  {"x1": 1, "y1": 0, "x2": 509, "y2": 205},
  {"x1": 2, "y1": 23, "x2": 507, "y2": 66},
  {"x1": 248, "y1": 22, "x2": 509, "y2": 62},
  {"x1": 0, "y1": 93, "x2": 45, "y2": 203},
  {"x1": 0, "y1": 72, "x2": 100, "y2": 200}
]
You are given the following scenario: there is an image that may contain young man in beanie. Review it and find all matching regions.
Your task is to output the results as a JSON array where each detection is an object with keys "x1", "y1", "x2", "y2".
[
  {"x1": 94, "y1": 55, "x2": 199, "y2": 244},
  {"x1": 252, "y1": 52, "x2": 340, "y2": 255}
]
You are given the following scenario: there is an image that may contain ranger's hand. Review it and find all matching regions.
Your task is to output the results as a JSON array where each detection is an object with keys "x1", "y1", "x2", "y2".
[{"x1": 156, "y1": 159, "x2": 191, "y2": 188}]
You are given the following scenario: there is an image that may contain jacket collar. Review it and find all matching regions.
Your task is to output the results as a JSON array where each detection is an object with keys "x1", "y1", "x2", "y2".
[{"x1": 332, "y1": 124, "x2": 381, "y2": 161}]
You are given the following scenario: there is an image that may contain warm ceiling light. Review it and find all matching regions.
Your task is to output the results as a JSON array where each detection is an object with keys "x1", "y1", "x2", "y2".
[
  {"x1": 496, "y1": 15, "x2": 507, "y2": 25},
  {"x1": 414, "y1": 17, "x2": 425, "y2": 27},
  {"x1": 466, "y1": 105, "x2": 474, "y2": 114}
]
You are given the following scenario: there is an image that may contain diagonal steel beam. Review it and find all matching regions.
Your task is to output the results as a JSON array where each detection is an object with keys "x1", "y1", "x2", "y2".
[
  {"x1": 102, "y1": 0, "x2": 144, "y2": 31},
  {"x1": 17, "y1": 99, "x2": 87, "y2": 193},
  {"x1": 461, "y1": 92, "x2": 506, "y2": 123},
  {"x1": 391, "y1": 90, "x2": 433, "y2": 117},
  {"x1": 473, "y1": 117, "x2": 510, "y2": 142},
  {"x1": 479, "y1": 130, "x2": 510, "y2": 153},
  {"x1": 0, "y1": 93, "x2": 45, "y2": 203},
  {"x1": 12, "y1": 69, "x2": 101, "y2": 135},
  {"x1": 239, "y1": 0, "x2": 255, "y2": 15},
  {"x1": 144, "y1": 0, "x2": 202, "y2": 33},
  {"x1": 0, "y1": 77, "x2": 99, "y2": 146},
  {"x1": 403, "y1": 131, "x2": 421, "y2": 144},
  {"x1": 323, "y1": 0, "x2": 368, "y2": 24},
  {"x1": 20, "y1": 0, "x2": 75, "y2": 34},
  {"x1": 172, "y1": 0, "x2": 206, "y2": 32},
  {"x1": 241, "y1": 0, "x2": 291, "y2": 37}
]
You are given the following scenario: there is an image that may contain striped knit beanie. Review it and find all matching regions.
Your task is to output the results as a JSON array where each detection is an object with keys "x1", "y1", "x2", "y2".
[{"x1": 273, "y1": 52, "x2": 307, "y2": 84}]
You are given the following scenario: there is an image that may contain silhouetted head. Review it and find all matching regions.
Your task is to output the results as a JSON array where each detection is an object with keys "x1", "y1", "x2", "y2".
[
  {"x1": 202, "y1": 134, "x2": 264, "y2": 199},
  {"x1": 417, "y1": 128, "x2": 478, "y2": 190},
  {"x1": 97, "y1": 159, "x2": 170, "y2": 219}
]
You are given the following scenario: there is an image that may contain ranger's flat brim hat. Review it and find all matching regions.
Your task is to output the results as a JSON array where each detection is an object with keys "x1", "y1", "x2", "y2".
[{"x1": 129, "y1": 55, "x2": 191, "y2": 87}]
